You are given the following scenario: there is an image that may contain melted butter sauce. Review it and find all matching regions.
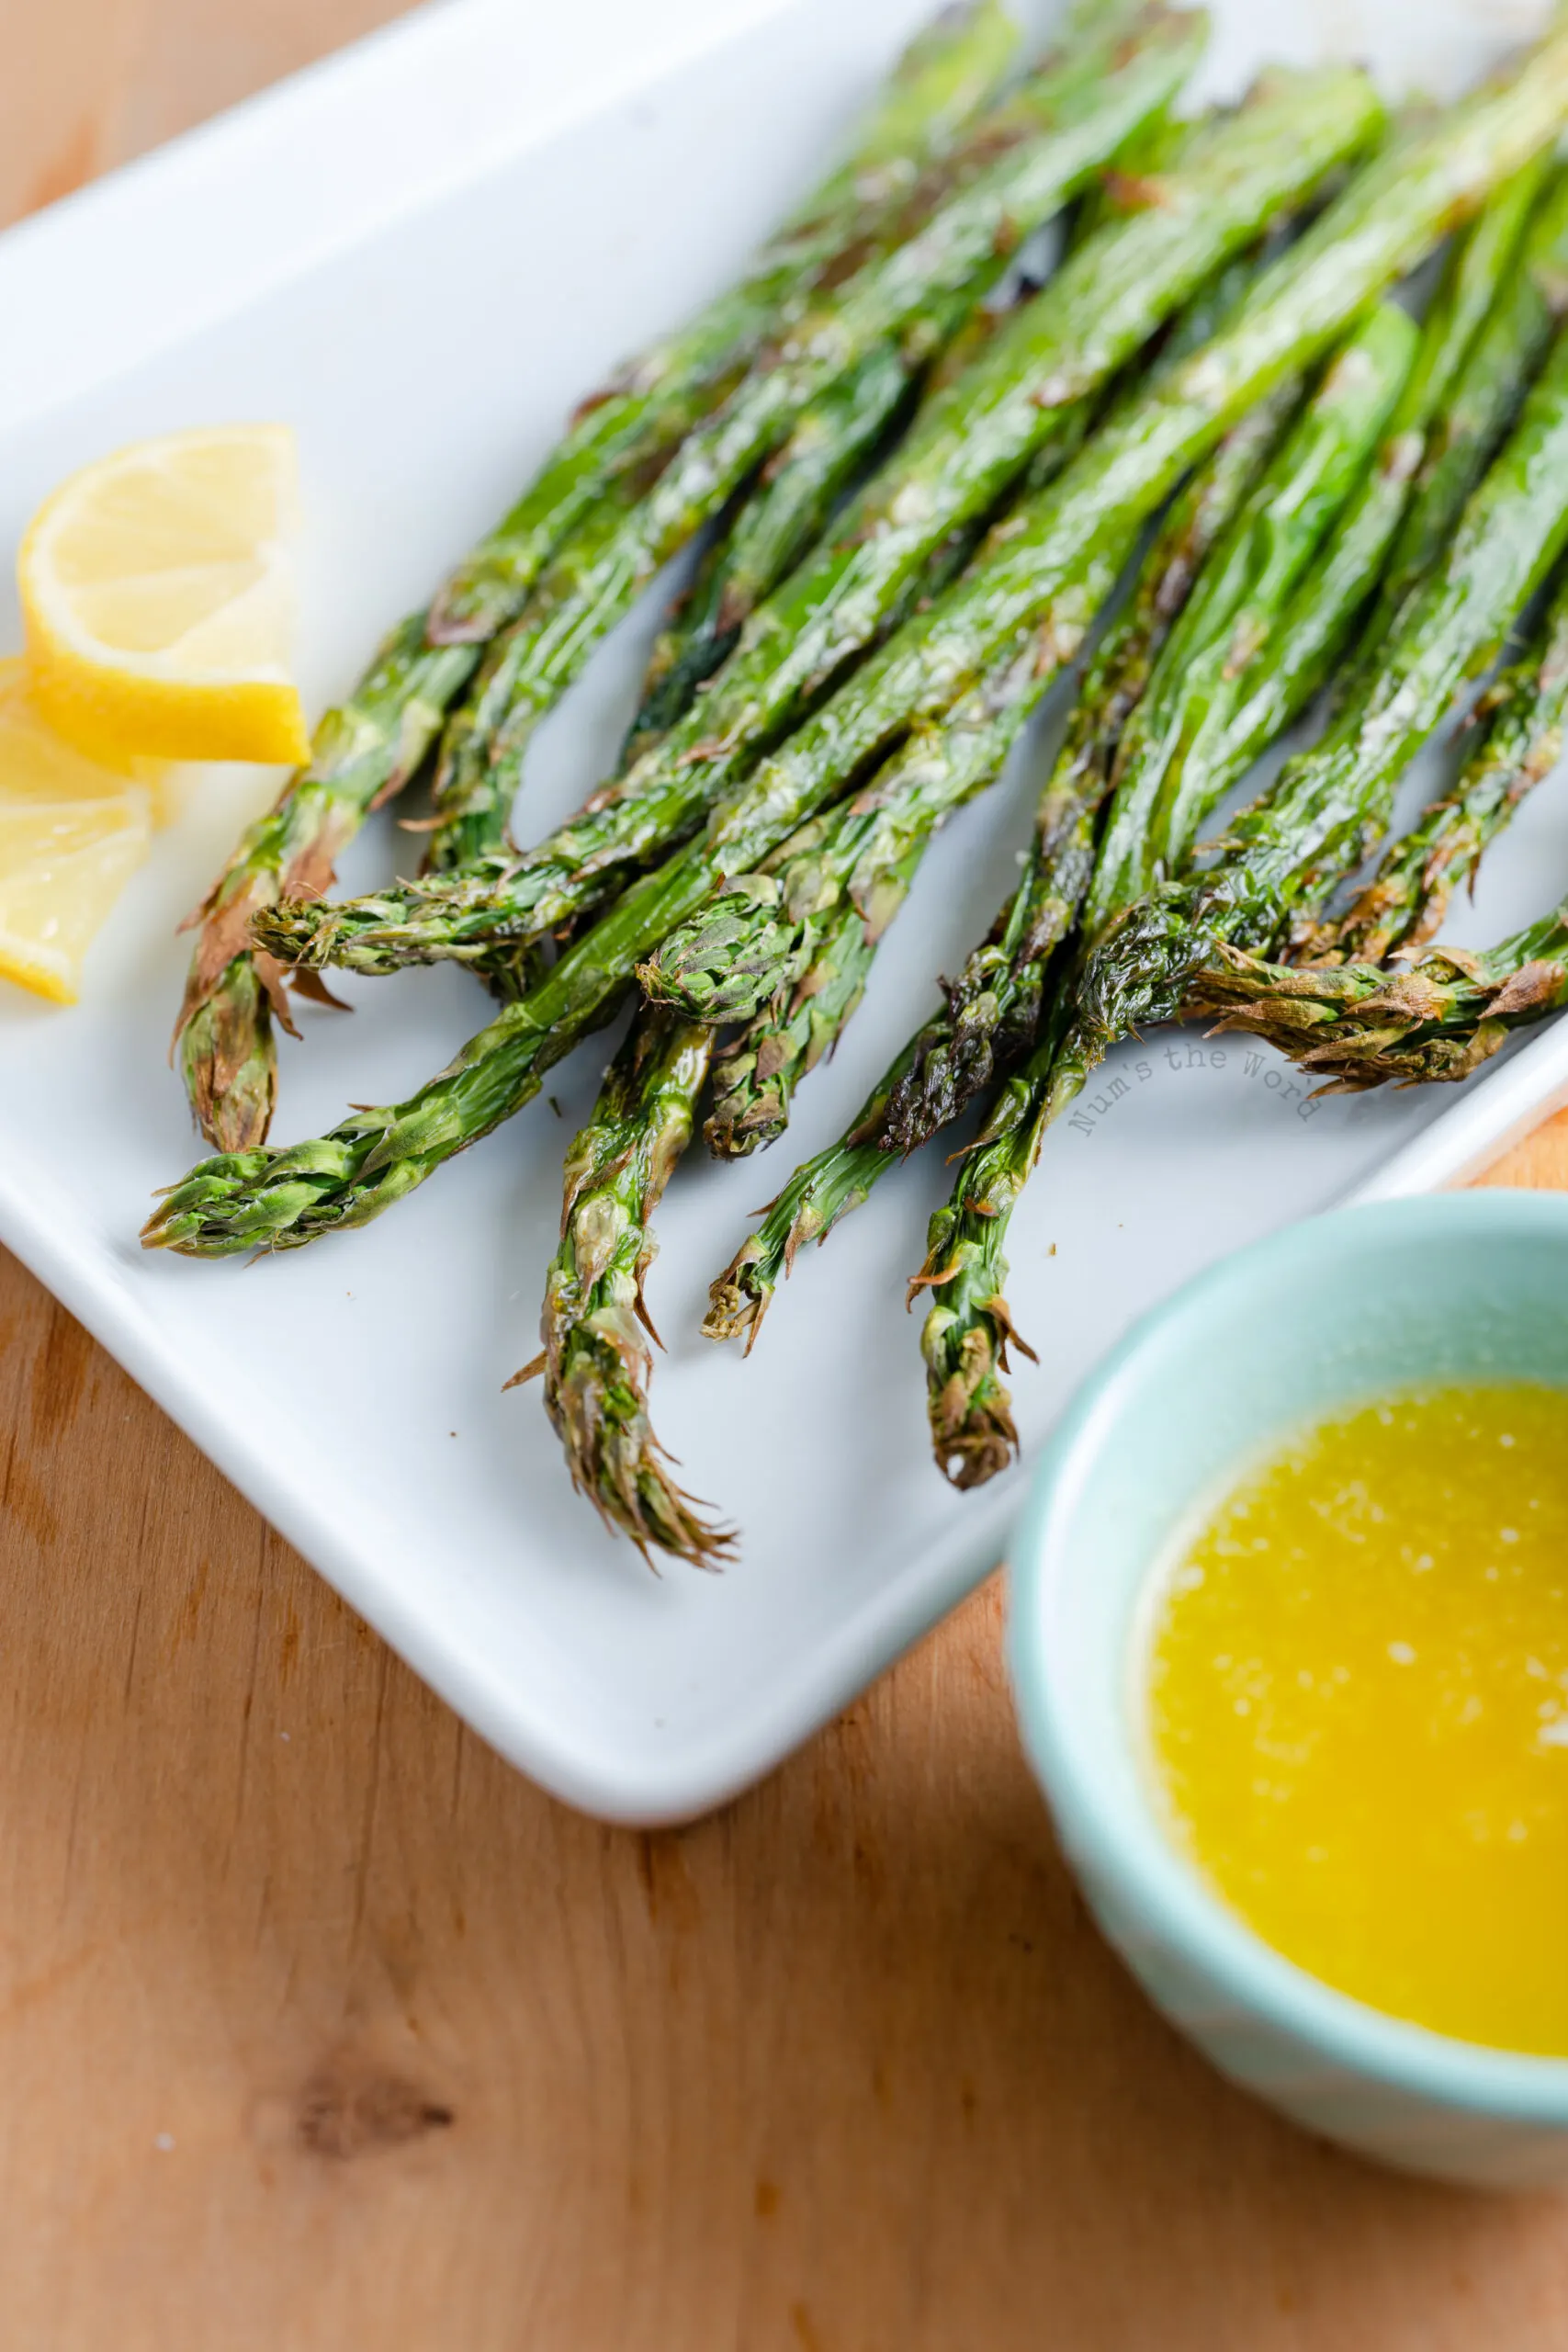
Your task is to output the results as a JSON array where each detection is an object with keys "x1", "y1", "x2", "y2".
[{"x1": 1145, "y1": 1385, "x2": 1568, "y2": 2055}]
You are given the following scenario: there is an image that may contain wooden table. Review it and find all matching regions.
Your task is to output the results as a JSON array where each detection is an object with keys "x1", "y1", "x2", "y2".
[{"x1": 6, "y1": 6, "x2": 1568, "y2": 2342}]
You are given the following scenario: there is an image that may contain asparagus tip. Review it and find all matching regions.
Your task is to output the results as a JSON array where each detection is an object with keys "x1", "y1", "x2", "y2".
[
  {"x1": 920, "y1": 1277, "x2": 1033, "y2": 1488},
  {"x1": 175, "y1": 955, "x2": 281, "y2": 1154},
  {"x1": 702, "y1": 1239, "x2": 775, "y2": 1351},
  {"x1": 930, "y1": 1375, "x2": 1020, "y2": 1490},
  {"x1": 551, "y1": 1337, "x2": 739, "y2": 1568}
]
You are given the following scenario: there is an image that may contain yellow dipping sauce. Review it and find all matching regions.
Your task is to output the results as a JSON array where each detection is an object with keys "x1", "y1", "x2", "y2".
[{"x1": 1144, "y1": 1384, "x2": 1568, "y2": 2056}]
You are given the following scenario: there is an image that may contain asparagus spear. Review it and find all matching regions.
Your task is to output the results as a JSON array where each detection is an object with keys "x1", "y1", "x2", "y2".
[
  {"x1": 431, "y1": 0, "x2": 1026, "y2": 646},
  {"x1": 253, "y1": 323, "x2": 1107, "y2": 995},
  {"x1": 919, "y1": 311, "x2": 1568, "y2": 1487},
  {"x1": 620, "y1": 115, "x2": 1189, "y2": 767},
  {"x1": 902, "y1": 166, "x2": 1568, "y2": 1452},
  {"x1": 620, "y1": 248, "x2": 1067, "y2": 766},
  {"x1": 263, "y1": 66, "x2": 1382, "y2": 979},
  {"x1": 527, "y1": 311, "x2": 1068, "y2": 1557},
  {"x1": 1076, "y1": 322, "x2": 1568, "y2": 1046},
  {"x1": 1363, "y1": 154, "x2": 1568, "y2": 650},
  {"x1": 149, "y1": 532, "x2": 1132, "y2": 1258},
  {"x1": 510, "y1": 1010, "x2": 730, "y2": 1566},
  {"x1": 1102, "y1": 158, "x2": 1561, "y2": 885},
  {"x1": 637, "y1": 633, "x2": 1043, "y2": 1023},
  {"x1": 1187, "y1": 900, "x2": 1568, "y2": 1089},
  {"x1": 171, "y1": 3, "x2": 1021, "y2": 1152},
  {"x1": 622, "y1": 342, "x2": 923, "y2": 765},
  {"x1": 547, "y1": 323, "x2": 1079, "y2": 1555},
  {"x1": 694, "y1": 536, "x2": 1109, "y2": 1164},
  {"x1": 694, "y1": 641, "x2": 1052, "y2": 1156},
  {"x1": 635, "y1": 243, "x2": 1268, "y2": 1181},
  {"x1": 1258, "y1": 569, "x2": 1568, "y2": 971},
  {"x1": 149, "y1": 28, "x2": 1568, "y2": 1258},
  {"x1": 395, "y1": 23, "x2": 1119, "y2": 879},
  {"x1": 698, "y1": 322, "x2": 1382, "y2": 1335},
  {"x1": 175, "y1": 620, "x2": 482, "y2": 1149},
  {"x1": 668, "y1": 328, "x2": 1296, "y2": 1107},
  {"x1": 1088, "y1": 300, "x2": 1418, "y2": 929},
  {"x1": 703, "y1": 900, "x2": 890, "y2": 1161},
  {"x1": 637, "y1": 182, "x2": 1275, "y2": 1034},
  {"x1": 555, "y1": 346, "x2": 1141, "y2": 1490},
  {"x1": 417, "y1": 12, "x2": 1207, "y2": 836},
  {"x1": 716, "y1": 537, "x2": 1568, "y2": 1182},
  {"x1": 878, "y1": 399, "x2": 1304, "y2": 1147},
  {"x1": 633, "y1": 238, "x2": 1246, "y2": 1167}
]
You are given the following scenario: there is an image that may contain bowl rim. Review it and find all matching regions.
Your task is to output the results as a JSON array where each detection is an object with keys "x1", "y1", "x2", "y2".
[{"x1": 1009, "y1": 1186, "x2": 1568, "y2": 2126}]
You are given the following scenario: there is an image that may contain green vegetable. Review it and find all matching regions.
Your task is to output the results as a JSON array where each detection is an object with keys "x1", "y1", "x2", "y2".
[
  {"x1": 1362, "y1": 154, "x2": 1568, "y2": 649},
  {"x1": 175, "y1": 617, "x2": 479, "y2": 1149},
  {"x1": 150, "y1": 23, "x2": 1568, "y2": 1257},
  {"x1": 170, "y1": 0, "x2": 1022, "y2": 1149},
  {"x1": 696, "y1": 641, "x2": 1052, "y2": 1157},
  {"x1": 513, "y1": 1011, "x2": 730, "y2": 1566},
  {"x1": 264, "y1": 62, "x2": 1380, "y2": 976},
  {"x1": 919, "y1": 311, "x2": 1568, "y2": 1487},
  {"x1": 1143, "y1": 157, "x2": 1568, "y2": 858},
  {"x1": 621, "y1": 342, "x2": 922, "y2": 766},
  {"x1": 415, "y1": 8, "x2": 1209, "y2": 867},
  {"x1": 1186, "y1": 896, "x2": 1568, "y2": 1090},
  {"x1": 1241, "y1": 562, "x2": 1568, "y2": 973},
  {"x1": 698, "y1": 304, "x2": 1414, "y2": 1335},
  {"x1": 433, "y1": 0, "x2": 1027, "y2": 645},
  {"x1": 1090, "y1": 302, "x2": 1416, "y2": 931}
]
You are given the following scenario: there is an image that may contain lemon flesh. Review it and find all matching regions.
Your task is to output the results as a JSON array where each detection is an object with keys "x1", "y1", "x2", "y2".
[
  {"x1": 0, "y1": 661, "x2": 153, "y2": 1003},
  {"x1": 18, "y1": 424, "x2": 310, "y2": 767}
]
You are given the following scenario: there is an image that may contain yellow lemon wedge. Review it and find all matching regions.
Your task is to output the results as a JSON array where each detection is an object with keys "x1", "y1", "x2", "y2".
[
  {"x1": 18, "y1": 424, "x2": 311, "y2": 768},
  {"x1": 0, "y1": 660, "x2": 153, "y2": 1003}
]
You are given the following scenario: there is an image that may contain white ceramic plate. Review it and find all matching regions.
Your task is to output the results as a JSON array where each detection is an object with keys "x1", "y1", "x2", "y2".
[{"x1": 0, "y1": 0, "x2": 1562, "y2": 1823}]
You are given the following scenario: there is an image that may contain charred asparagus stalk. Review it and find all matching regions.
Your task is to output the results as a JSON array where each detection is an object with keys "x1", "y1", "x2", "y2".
[
  {"x1": 174, "y1": 0, "x2": 1021, "y2": 1150},
  {"x1": 690, "y1": 384, "x2": 1296, "y2": 1176},
  {"x1": 875, "y1": 362, "x2": 1290, "y2": 1129},
  {"x1": 639, "y1": 235, "x2": 1307, "y2": 1027},
  {"x1": 620, "y1": 247, "x2": 1074, "y2": 765},
  {"x1": 175, "y1": 620, "x2": 479, "y2": 1149},
  {"x1": 701, "y1": 899, "x2": 892, "y2": 1161},
  {"x1": 148, "y1": 28, "x2": 1568, "y2": 1259},
  {"x1": 261, "y1": 65, "x2": 1380, "y2": 978},
  {"x1": 511, "y1": 1011, "x2": 730, "y2": 1566},
  {"x1": 527, "y1": 311, "x2": 1081, "y2": 1556},
  {"x1": 1187, "y1": 899, "x2": 1568, "y2": 1088},
  {"x1": 918, "y1": 309, "x2": 1568, "y2": 1487},
  {"x1": 148, "y1": 524, "x2": 1129, "y2": 1258},
  {"x1": 1072, "y1": 322, "x2": 1568, "y2": 1056}
]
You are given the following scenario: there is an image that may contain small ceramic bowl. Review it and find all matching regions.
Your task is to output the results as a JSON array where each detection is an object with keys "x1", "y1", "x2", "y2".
[{"x1": 1009, "y1": 1189, "x2": 1568, "y2": 2188}]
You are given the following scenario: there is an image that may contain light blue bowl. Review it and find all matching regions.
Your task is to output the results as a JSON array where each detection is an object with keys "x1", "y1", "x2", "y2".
[{"x1": 1009, "y1": 1190, "x2": 1568, "y2": 2188}]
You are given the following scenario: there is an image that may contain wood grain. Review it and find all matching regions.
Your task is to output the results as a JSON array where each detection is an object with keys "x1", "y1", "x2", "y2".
[{"x1": 4, "y1": 5, "x2": 1568, "y2": 2343}]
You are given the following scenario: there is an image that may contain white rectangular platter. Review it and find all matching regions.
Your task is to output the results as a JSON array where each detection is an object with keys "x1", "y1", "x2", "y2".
[{"x1": 1, "y1": 0, "x2": 1563, "y2": 1824}]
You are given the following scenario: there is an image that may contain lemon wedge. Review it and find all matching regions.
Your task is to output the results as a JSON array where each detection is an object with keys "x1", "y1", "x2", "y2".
[
  {"x1": 0, "y1": 660, "x2": 153, "y2": 1002},
  {"x1": 18, "y1": 424, "x2": 311, "y2": 768}
]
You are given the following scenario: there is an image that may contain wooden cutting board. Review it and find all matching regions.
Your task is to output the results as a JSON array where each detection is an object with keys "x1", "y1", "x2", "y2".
[{"x1": 3, "y1": 6, "x2": 1568, "y2": 2342}]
